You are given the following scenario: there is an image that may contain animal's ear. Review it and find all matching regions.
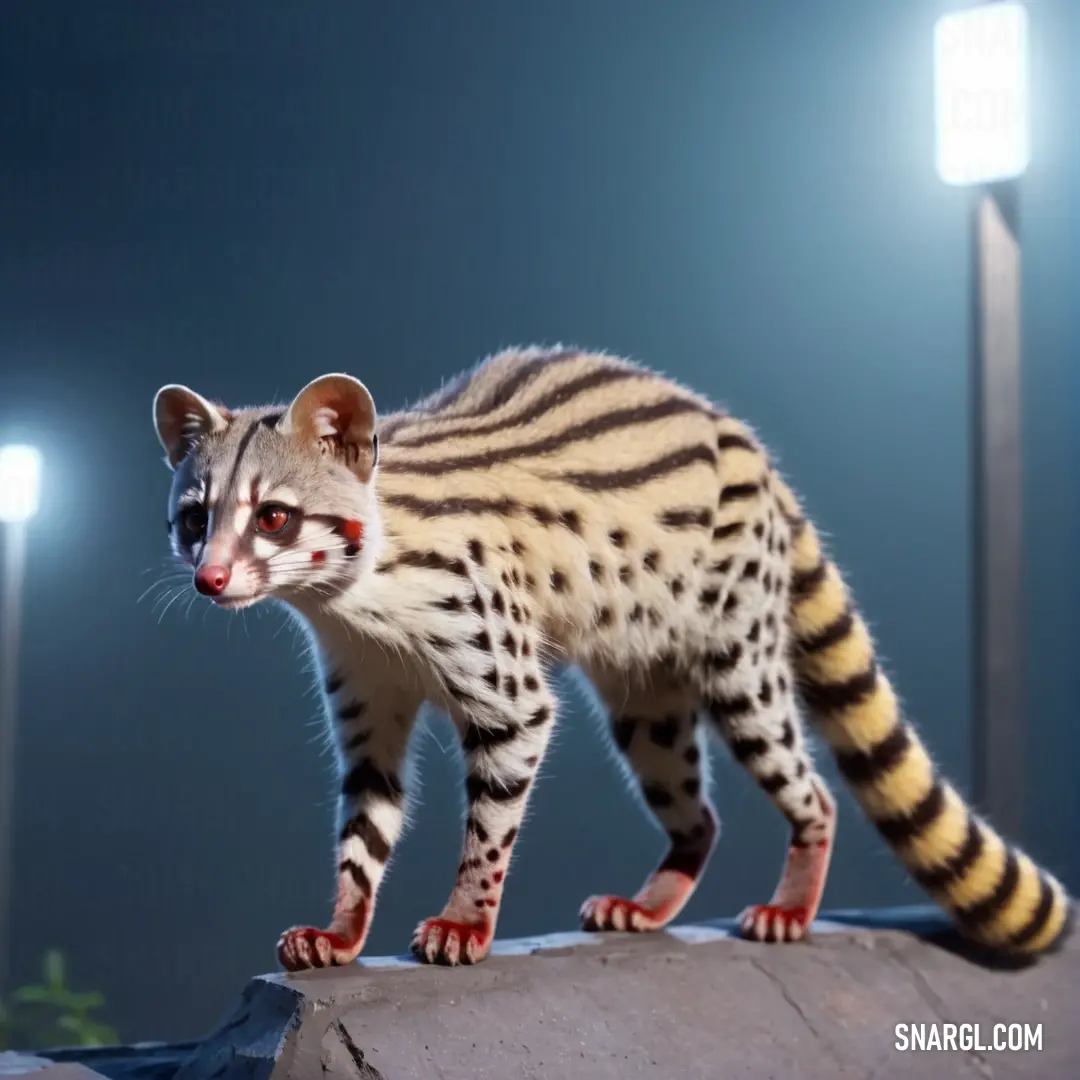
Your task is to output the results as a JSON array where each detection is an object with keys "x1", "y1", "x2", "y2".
[
  {"x1": 153, "y1": 385, "x2": 231, "y2": 470},
  {"x1": 280, "y1": 373, "x2": 379, "y2": 482}
]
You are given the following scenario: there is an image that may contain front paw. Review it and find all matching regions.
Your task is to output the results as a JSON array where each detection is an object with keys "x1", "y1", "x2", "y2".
[
  {"x1": 738, "y1": 904, "x2": 811, "y2": 943},
  {"x1": 276, "y1": 925, "x2": 364, "y2": 971},
  {"x1": 580, "y1": 894, "x2": 659, "y2": 932},
  {"x1": 411, "y1": 916, "x2": 493, "y2": 966}
]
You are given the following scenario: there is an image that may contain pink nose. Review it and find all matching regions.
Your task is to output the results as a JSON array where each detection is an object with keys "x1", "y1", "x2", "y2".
[{"x1": 194, "y1": 564, "x2": 231, "y2": 596}]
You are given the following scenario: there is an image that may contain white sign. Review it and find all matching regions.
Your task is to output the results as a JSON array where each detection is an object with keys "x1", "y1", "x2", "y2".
[{"x1": 934, "y1": 3, "x2": 1030, "y2": 185}]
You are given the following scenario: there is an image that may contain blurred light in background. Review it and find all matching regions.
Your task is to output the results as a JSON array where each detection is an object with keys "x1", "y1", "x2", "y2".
[
  {"x1": 0, "y1": 441, "x2": 43, "y2": 993},
  {"x1": 0, "y1": 445, "x2": 42, "y2": 524},
  {"x1": 934, "y1": 2, "x2": 1030, "y2": 186}
]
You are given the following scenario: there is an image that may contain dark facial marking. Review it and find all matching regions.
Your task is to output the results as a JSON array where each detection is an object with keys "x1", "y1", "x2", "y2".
[{"x1": 174, "y1": 504, "x2": 208, "y2": 546}]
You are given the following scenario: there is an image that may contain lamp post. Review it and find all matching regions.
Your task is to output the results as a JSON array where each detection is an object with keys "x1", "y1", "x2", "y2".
[
  {"x1": 0, "y1": 443, "x2": 42, "y2": 995},
  {"x1": 934, "y1": 1, "x2": 1031, "y2": 839}
]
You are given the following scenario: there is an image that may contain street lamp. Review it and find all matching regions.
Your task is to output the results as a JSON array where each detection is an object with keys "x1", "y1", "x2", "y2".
[
  {"x1": 0, "y1": 443, "x2": 42, "y2": 994},
  {"x1": 934, "y1": 2, "x2": 1030, "y2": 839}
]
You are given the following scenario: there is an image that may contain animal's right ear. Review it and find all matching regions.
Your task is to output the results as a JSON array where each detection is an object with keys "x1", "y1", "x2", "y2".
[
  {"x1": 279, "y1": 373, "x2": 379, "y2": 482},
  {"x1": 152, "y1": 385, "x2": 231, "y2": 470}
]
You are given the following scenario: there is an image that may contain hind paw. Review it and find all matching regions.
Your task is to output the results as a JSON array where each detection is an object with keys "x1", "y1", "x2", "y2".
[
  {"x1": 739, "y1": 904, "x2": 811, "y2": 943},
  {"x1": 580, "y1": 894, "x2": 667, "y2": 933}
]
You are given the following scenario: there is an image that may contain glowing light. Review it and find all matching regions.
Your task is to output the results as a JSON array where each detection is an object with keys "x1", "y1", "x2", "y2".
[
  {"x1": 934, "y1": 3, "x2": 1030, "y2": 186},
  {"x1": 0, "y1": 445, "x2": 42, "y2": 524}
]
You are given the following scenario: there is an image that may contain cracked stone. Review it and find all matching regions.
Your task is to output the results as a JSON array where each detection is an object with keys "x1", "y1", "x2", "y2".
[{"x1": 19, "y1": 909, "x2": 1080, "y2": 1079}]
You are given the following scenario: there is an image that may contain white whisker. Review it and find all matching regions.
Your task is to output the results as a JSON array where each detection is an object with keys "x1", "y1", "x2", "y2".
[
  {"x1": 150, "y1": 585, "x2": 186, "y2": 616},
  {"x1": 274, "y1": 525, "x2": 342, "y2": 546},
  {"x1": 266, "y1": 537, "x2": 346, "y2": 562},
  {"x1": 137, "y1": 574, "x2": 190, "y2": 606},
  {"x1": 156, "y1": 588, "x2": 189, "y2": 624},
  {"x1": 267, "y1": 553, "x2": 346, "y2": 570}
]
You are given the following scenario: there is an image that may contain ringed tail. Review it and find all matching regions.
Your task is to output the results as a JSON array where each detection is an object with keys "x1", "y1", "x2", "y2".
[{"x1": 776, "y1": 476, "x2": 1073, "y2": 958}]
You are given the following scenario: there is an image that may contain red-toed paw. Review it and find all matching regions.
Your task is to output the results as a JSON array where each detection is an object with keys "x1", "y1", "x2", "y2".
[
  {"x1": 739, "y1": 904, "x2": 811, "y2": 943},
  {"x1": 580, "y1": 894, "x2": 664, "y2": 933},
  {"x1": 411, "y1": 917, "x2": 493, "y2": 966},
  {"x1": 276, "y1": 926, "x2": 363, "y2": 971}
]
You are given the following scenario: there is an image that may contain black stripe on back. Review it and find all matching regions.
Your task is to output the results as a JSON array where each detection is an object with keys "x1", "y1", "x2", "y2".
[
  {"x1": 385, "y1": 349, "x2": 583, "y2": 446},
  {"x1": 378, "y1": 355, "x2": 553, "y2": 444},
  {"x1": 383, "y1": 493, "x2": 522, "y2": 518},
  {"x1": 716, "y1": 432, "x2": 757, "y2": 452},
  {"x1": 552, "y1": 443, "x2": 717, "y2": 492},
  {"x1": 381, "y1": 397, "x2": 707, "y2": 477},
  {"x1": 470, "y1": 348, "x2": 582, "y2": 414},
  {"x1": 389, "y1": 365, "x2": 644, "y2": 450}
]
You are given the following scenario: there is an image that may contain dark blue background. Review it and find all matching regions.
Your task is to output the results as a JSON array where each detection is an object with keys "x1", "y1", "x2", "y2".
[{"x1": 0, "y1": 0, "x2": 1075, "y2": 1044}]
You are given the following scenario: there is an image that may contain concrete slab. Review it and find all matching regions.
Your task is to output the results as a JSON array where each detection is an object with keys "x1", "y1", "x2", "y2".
[
  {"x1": 28, "y1": 908, "x2": 1078, "y2": 1079},
  {"x1": 0, "y1": 1053, "x2": 105, "y2": 1079},
  {"x1": 21, "y1": 1043, "x2": 198, "y2": 1080},
  {"x1": 157, "y1": 907, "x2": 1075, "y2": 1080}
]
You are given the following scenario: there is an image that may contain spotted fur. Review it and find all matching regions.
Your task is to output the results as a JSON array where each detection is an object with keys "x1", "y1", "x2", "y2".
[{"x1": 152, "y1": 346, "x2": 1072, "y2": 969}]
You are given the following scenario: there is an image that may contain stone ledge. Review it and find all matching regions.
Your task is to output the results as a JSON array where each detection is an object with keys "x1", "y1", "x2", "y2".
[{"x1": 27, "y1": 906, "x2": 1080, "y2": 1080}]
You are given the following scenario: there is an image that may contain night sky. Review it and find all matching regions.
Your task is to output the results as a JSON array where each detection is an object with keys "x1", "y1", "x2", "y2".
[{"x1": 1, "y1": 0, "x2": 1077, "y2": 1044}]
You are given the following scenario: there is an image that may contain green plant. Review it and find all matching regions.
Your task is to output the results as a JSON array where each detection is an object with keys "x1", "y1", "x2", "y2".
[{"x1": 0, "y1": 949, "x2": 117, "y2": 1051}]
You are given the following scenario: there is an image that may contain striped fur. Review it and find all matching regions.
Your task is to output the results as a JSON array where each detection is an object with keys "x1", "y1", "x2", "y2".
[
  {"x1": 153, "y1": 345, "x2": 1072, "y2": 969},
  {"x1": 778, "y1": 488, "x2": 1071, "y2": 956}
]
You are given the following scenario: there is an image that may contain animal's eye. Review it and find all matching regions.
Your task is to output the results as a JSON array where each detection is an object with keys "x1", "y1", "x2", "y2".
[
  {"x1": 255, "y1": 504, "x2": 291, "y2": 534},
  {"x1": 178, "y1": 505, "x2": 208, "y2": 538}
]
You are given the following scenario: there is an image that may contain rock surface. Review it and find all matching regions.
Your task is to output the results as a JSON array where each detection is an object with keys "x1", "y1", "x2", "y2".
[
  {"x1": 0, "y1": 1053, "x2": 108, "y2": 1079},
  {"x1": 31, "y1": 906, "x2": 1080, "y2": 1079}
]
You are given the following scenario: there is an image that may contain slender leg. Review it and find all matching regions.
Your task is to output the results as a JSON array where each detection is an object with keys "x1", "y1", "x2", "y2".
[
  {"x1": 411, "y1": 620, "x2": 557, "y2": 965},
  {"x1": 277, "y1": 654, "x2": 422, "y2": 971},
  {"x1": 706, "y1": 650, "x2": 836, "y2": 943},
  {"x1": 579, "y1": 667, "x2": 718, "y2": 932}
]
